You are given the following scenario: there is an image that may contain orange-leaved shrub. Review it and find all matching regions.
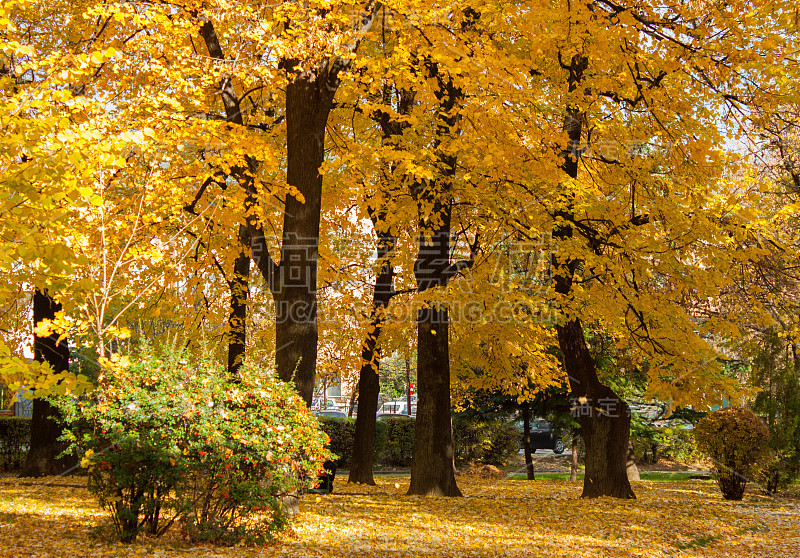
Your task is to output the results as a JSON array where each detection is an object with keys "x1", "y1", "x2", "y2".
[
  {"x1": 695, "y1": 407, "x2": 770, "y2": 500},
  {"x1": 56, "y1": 347, "x2": 331, "y2": 545}
]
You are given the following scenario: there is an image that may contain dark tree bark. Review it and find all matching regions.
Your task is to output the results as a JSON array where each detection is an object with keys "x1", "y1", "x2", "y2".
[
  {"x1": 556, "y1": 314, "x2": 635, "y2": 498},
  {"x1": 201, "y1": 8, "x2": 381, "y2": 403},
  {"x1": 227, "y1": 225, "x2": 250, "y2": 377},
  {"x1": 552, "y1": 54, "x2": 635, "y2": 499},
  {"x1": 349, "y1": 87, "x2": 414, "y2": 484},
  {"x1": 407, "y1": 65, "x2": 475, "y2": 498},
  {"x1": 20, "y1": 289, "x2": 73, "y2": 477},
  {"x1": 348, "y1": 215, "x2": 397, "y2": 484},
  {"x1": 199, "y1": 20, "x2": 340, "y2": 402},
  {"x1": 197, "y1": 21, "x2": 257, "y2": 379},
  {"x1": 409, "y1": 302, "x2": 461, "y2": 496},
  {"x1": 522, "y1": 402, "x2": 535, "y2": 480},
  {"x1": 347, "y1": 386, "x2": 358, "y2": 418},
  {"x1": 272, "y1": 67, "x2": 343, "y2": 405},
  {"x1": 272, "y1": 6, "x2": 382, "y2": 403}
]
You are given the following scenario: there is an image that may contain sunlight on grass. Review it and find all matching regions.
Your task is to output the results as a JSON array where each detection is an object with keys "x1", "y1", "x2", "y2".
[{"x1": 1, "y1": 475, "x2": 798, "y2": 557}]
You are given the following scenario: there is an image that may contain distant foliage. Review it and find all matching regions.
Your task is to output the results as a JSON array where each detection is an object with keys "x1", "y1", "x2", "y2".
[
  {"x1": 748, "y1": 330, "x2": 800, "y2": 493},
  {"x1": 695, "y1": 408, "x2": 770, "y2": 500},
  {"x1": 453, "y1": 417, "x2": 520, "y2": 466},
  {"x1": 56, "y1": 348, "x2": 330, "y2": 545},
  {"x1": 0, "y1": 416, "x2": 30, "y2": 471},
  {"x1": 630, "y1": 424, "x2": 701, "y2": 465}
]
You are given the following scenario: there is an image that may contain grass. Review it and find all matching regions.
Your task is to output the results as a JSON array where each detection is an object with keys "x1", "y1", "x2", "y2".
[
  {"x1": 509, "y1": 471, "x2": 710, "y2": 481},
  {"x1": 1, "y1": 475, "x2": 795, "y2": 558}
]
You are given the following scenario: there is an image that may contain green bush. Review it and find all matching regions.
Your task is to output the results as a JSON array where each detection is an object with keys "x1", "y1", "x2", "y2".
[
  {"x1": 316, "y1": 417, "x2": 387, "y2": 468},
  {"x1": 658, "y1": 427, "x2": 702, "y2": 463},
  {"x1": 695, "y1": 407, "x2": 770, "y2": 500},
  {"x1": 55, "y1": 349, "x2": 330, "y2": 545},
  {"x1": 452, "y1": 417, "x2": 520, "y2": 466},
  {"x1": 382, "y1": 418, "x2": 415, "y2": 467},
  {"x1": 0, "y1": 416, "x2": 30, "y2": 471}
]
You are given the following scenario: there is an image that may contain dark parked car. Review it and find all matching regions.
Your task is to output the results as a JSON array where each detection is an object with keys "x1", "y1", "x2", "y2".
[{"x1": 516, "y1": 418, "x2": 565, "y2": 454}]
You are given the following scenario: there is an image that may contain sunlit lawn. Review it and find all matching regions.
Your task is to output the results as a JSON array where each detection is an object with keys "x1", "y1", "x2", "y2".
[
  {"x1": 1, "y1": 475, "x2": 798, "y2": 557},
  {"x1": 509, "y1": 472, "x2": 710, "y2": 482}
]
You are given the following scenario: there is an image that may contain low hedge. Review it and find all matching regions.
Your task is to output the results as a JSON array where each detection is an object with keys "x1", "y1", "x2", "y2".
[
  {"x1": 382, "y1": 418, "x2": 415, "y2": 467},
  {"x1": 318, "y1": 415, "x2": 518, "y2": 468},
  {"x1": 317, "y1": 416, "x2": 388, "y2": 468},
  {"x1": 0, "y1": 416, "x2": 30, "y2": 471}
]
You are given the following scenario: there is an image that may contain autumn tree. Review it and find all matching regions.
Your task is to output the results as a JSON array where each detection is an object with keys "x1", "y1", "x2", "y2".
[
  {"x1": 516, "y1": 0, "x2": 795, "y2": 497},
  {"x1": 20, "y1": 290, "x2": 74, "y2": 477}
]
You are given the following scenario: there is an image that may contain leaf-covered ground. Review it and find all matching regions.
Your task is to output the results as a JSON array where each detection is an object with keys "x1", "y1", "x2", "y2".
[{"x1": 1, "y1": 475, "x2": 798, "y2": 557}]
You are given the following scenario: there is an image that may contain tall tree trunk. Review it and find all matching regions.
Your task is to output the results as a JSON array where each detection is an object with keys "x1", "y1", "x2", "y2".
[
  {"x1": 349, "y1": 224, "x2": 396, "y2": 484},
  {"x1": 227, "y1": 225, "x2": 250, "y2": 377},
  {"x1": 522, "y1": 402, "x2": 535, "y2": 480},
  {"x1": 406, "y1": 67, "x2": 471, "y2": 497},
  {"x1": 20, "y1": 290, "x2": 73, "y2": 477},
  {"x1": 409, "y1": 304, "x2": 461, "y2": 496},
  {"x1": 200, "y1": 20, "x2": 347, "y2": 404},
  {"x1": 407, "y1": 223, "x2": 462, "y2": 496},
  {"x1": 348, "y1": 331, "x2": 382, "y2": 485},
  {"x1": 552, "y1": 54, "x2": 634, "y2": 499},
  {"x1": 349, "y1": 87, "x2": 414, "y2": 483},
  {"x1": 273, "y1": 66, "x2": 344, "y2": 405}
]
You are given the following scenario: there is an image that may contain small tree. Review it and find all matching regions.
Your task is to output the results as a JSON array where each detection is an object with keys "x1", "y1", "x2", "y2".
[{"x1": 695, "y1": 407, "x2": 770, "y2": 500}]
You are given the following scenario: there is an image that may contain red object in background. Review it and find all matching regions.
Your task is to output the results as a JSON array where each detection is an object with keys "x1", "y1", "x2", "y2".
[{"x1": 410, "y1": 383, "x2": 415, "y2": 395}]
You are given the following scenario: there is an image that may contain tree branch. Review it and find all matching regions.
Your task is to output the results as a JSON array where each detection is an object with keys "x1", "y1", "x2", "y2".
[{"x1": 442, "y1": 233, "x2": 480, "y2": 285}]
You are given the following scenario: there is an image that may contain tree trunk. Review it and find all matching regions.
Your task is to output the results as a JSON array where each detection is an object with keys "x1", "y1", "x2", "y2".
[
  {"x1": 522, "y1": 402, "x2": 535, "y2": 480},
  {"x1": 349, "y1": 87, "x2": 414, "y2": 483},
  {"x1": 407, "y1": 218, "x2": 462, "y2": 496},
  {"x1": 406, "y1": 70, "x2": 466, "y2": 497},
  {"x1": 200, "y1": 20, "x2": 344, "y2": 405},
  {"x1": 557, "y1": 319, "x2": 635, "y2": 498},
  {"x1": 551, "y1": 53, "x2": 634, "y2": 499},
  {"x1": 570, "y1": 431, "x2": 579, "y2": 481},
  {"x1": 408, "y1": 305, "x2": 461, "y2": 496},
  {"x1": 347, "y1": 386, "x2": 358, "y2": 418},
  {"x1": 20, "y1": 289, "x2": 74, "y2": 477},
  {"x1": 348, "y1": 339, "x2": 382, "y2": 485},
  {"x1": 406, "y1": 357, "x2": 412, "y2": 415},
  {"x1": 626, "y1": 438, "x2": 641, "y2": 482},
  {"x1": 349, "y1": 218, "x2": 396, "y2": 484},
  {"x1": 227, "y1": 225, "x2": 250, "y2": 377},
  {"x1": 273, "y1": 70, "x2": 339, "y2": 405}
]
